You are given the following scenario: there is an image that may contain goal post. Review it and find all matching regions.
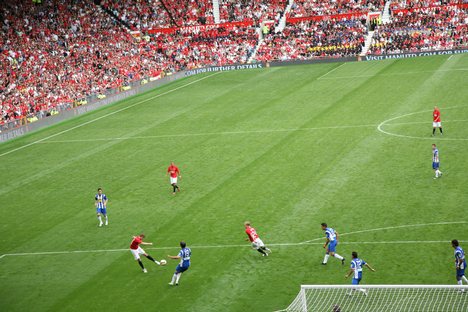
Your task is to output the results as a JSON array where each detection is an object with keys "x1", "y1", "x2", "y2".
[{"x1": 284, "y1": 285, "x2": 468, "y2": 312}]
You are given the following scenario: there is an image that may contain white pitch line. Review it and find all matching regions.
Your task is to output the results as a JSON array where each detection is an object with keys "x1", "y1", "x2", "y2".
[
  {"x1": 377, "y1": 106, "x2": 468, "y2": 141},
  {"x1": 37, "y1": 124, "x2": 378, "y2": 144},
  {"x1": 318, "y1": 68, "x2": 468, "y2": 80},
  {"x1": 1, "y1": 221, "x2": 465, "y2": 260},
  {"x1": 0, "y1": 73, "x2": 222, "y2": 158},
  {"x1": 448, "y1": 55, "x2": 454, "y2": 60},
  {"x1": 317, "y1": 63, "x2": 346, "y2": 80},
  {"x1": 0, "y1": 240, "x2": 463, "y2": 260},
  {"x1": 37, "y1": 119, "x2": 468, "y2": 144},
  {"x1": 301, "y1": 221, "x2": 468, "y2": 243},
  {"x1": 385, "y1": 119, "x2": 468, "y2": 126}
]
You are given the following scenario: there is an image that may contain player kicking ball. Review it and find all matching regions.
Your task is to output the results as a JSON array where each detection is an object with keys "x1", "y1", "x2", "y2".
[
  {"x1": 95, "y1": 188, "x2": 108, "y2": 227},
  {"x1": 321, "y1": 223, "x2": 345, "y2": 265},
  {"x1": 168, "y1": 241, "x2": 191, "y2": 286},
  {"x1": 345, "y1": 251, "x2": 376, "y2": 296},
  {"x1": 244, "y1": 221, "x2": 271, "y2": 257},
  {"x1": 166, "y1": 162, "x2": 181, "y2": 195},
  {"x1": 129, "y1": 234, "x2": 163, "y2": 273}
]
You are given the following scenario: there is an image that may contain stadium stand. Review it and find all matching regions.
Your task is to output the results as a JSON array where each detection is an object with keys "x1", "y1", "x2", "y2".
[
  {"x1": 150, "y1": 25, "x2": 258, "y2": 68},
  {"x1": 369, "y1": 4, "x2": 468, "y2": 54},
  {"x1": 255, "y1": 15, "x2": 367, "y2": 61},
  {"x1": 100, "y1": 0, "x2": 173, "y2": 30},
  {"x1": 161, "y1": 0, "x2": 215, "y2": 26},
  {"x1": 390, "y1": 0, "x2": 465, "y2": 10},
  {"x1": 219, "y1": 0, "x2": 288, "y2": 24},
  {"x1": 289, "y1": 0, "x2": 385, "y2": 17},
  {"x1": 1, "y1": 0, "x2": 466, "y2": 127},
  {"x1": 0, "y1": 0, "x2": 164, "y2": 125}
]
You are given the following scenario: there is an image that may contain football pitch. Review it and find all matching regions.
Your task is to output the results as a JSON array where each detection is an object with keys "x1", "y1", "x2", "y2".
[{"x1": 1, "y1": 54, "x2": 467, "y2": 312}]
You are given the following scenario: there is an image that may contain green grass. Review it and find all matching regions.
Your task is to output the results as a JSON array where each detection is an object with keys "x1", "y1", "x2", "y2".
[{"x1": 1, "y1": 54, "x2": 467, "y2": 312}]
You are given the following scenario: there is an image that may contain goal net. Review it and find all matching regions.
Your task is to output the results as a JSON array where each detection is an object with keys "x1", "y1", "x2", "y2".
[{"x1": 284, "y1": 285, "x2": 468, "y2": 312}]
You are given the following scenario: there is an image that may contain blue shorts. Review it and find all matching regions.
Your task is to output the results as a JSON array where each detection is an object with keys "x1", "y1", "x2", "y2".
[
  {"x1": 456, "y1": 268, "x2": 465, "y2": 278},
  {"x1": 352, "y1": 272, "x2": 362, "y2": 285},
  {"x1": 97, "y1": 207, "x2": 107, "y2": 214},
  {"x1": 432, "y1": 162, "x2": 439, "y2": 170},
  {"x1": 352, "y1": 277, "x2": 362, "y2": 285},
  {"x1": 176, "y1": 264, "x2": 190, "y2": 273},
  {"x1": 328, "y1": 241, "x2": 337, "y2": 253}
]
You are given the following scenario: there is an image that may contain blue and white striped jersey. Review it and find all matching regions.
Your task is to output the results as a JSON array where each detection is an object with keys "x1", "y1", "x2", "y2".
[
  {"x1": 432, "y1": 148, "x2": 439, "y2": 163},
  {"x1": 351, "y1": 258, "x2": 367, "y2": 279},
  {"x1": 95, "y1": 194, "x2": 107, "y2": 209},
  {"x1": 455, "y1": 246, "x2": 466, "y2": 269},
  {"x1": 179, "y1": 247, "x2": 191, "y2": 266},
  {"x1": 325, "y1": 228, "x2": 337, "y2": 242}
]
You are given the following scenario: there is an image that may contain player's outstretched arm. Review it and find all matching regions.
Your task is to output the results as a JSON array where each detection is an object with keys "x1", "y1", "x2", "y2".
[
  {"x1": 168, "y1": 255, "x2": 181, "y2": 260},
  {"x1": 365, "y1": 263, "x2": 376, "y2": 272},
  {"x1": 323, "y1": 238, "x2": 330, "y2": 248},
  {"x1": 140, "y1": 242, "x2": 153, "y2": 246},
  {"x1": 345, "y1": 268, "x2": 354, "y2": 278}
]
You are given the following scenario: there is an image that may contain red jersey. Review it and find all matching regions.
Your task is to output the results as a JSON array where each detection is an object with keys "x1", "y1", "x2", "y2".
[
  {"x1": 130, "y1": 236, "x2": 142, "y2": 250},
  {"x1": 167, "y1": 165, "x2": 179, "y2": 178},
  {"x1": 433, "y1": 109, "x2": 441, "y2": 122},
  {"x1": 245, "y1": 226, "x2": 259, "y2": 242}
]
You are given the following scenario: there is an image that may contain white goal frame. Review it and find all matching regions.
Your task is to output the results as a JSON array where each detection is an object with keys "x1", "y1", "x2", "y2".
[{"x1": 284, "y1": 285, "x2": 468, "y2": 312}]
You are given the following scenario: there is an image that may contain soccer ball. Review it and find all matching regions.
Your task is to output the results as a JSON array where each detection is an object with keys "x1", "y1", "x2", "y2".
[{"x1": 160, "y1": 259, "x2": 167, "y2": 265}]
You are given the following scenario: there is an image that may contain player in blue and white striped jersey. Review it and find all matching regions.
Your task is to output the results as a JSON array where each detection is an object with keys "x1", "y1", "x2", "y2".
[
  {"x1": 321, "y1": 223, "x2": 345, "y2": 265},
  {"x1": 452, "y1": 240, "x2": 468, "y2": 288},
  {"x1": 345, "y1": 251, "x2": 375, "y2": 295},
  {"x1": 432, "y1": 144, "x2": 442, "y2": 179},
  {"x1": 168, "y1": 241, "x2": 191, "y2": 286},
  {"x1": 95, "y1": 188, "x2": 108, "y2": 227}
]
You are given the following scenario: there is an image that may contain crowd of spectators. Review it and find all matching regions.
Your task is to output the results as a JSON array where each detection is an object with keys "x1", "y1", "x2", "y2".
[
  {"x1": 289, "y1": 0, "x2": 384, "y2": 17},
  {"x1": 219, "y1": 0, "x2": 287, "y2": 24},
  {"x1": 100, "y1": 0, "x2": 173, "y2": 30},
  {"x1": 255, "y1": 16, "x2": 367, "y2": 61},
  {"x1": 161, "y1": 0, "x2": 215, "y2": 26},
  {"x1": 2, "y1": 0, "x2": 466, "y2": 128},
  {"x1": 0, "y1": 0, "x2": 171, "y2": 125},
  {"x1": 0, "y1": 0, "x2": 258, "y2": 126},
  {"x1": 103, "y1": 0, "x2": 287, "y2": 29},
  {"x1": 151, "y1": 26, "x2": 258, "y2": 68},
  {"x1": 390, "y1": 0, "x2": 465, "y2": 11},
  {"x1": 369, "y1": 5, "x2": 468, "y2": 54}
]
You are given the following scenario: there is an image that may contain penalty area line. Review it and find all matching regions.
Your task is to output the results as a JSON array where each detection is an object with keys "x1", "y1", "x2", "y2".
[{"x1": 0, "y1": 240, "x2": 465, "y2": 260}]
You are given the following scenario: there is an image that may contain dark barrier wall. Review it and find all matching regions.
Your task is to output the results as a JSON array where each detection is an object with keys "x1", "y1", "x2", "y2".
[{"x1": 363, "y1": 49, "x2": 468, "y2": 61}]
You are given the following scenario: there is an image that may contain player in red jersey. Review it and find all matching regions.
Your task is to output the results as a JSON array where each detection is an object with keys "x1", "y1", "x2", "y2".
[
  {"x1": 166, "y1": 162, "x2": 181, "y2": 194},
  {"x1": 244, "y1": 221, "x2": 271, "y2": 256},
  {"x1": 432, "y1": 106, "x2": 443, "y2": 136},
  {"x1": 129, "y1": 234, "x2": 162, "y2": 273}
]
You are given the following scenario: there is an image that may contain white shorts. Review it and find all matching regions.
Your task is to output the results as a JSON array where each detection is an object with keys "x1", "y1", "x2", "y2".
[
  {"x1": 170, "y1": 177, "x2": 178, "y2": 184},
  {"x1": 251, "y1": 238, "x2": 265, "y2": 249},
  {"x1": 433, "y1": 122, "x2": 441, "y2": 127},
  {"x1": 130, "y1": 247, "x2": 146, "y2": 260}
]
